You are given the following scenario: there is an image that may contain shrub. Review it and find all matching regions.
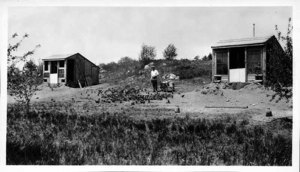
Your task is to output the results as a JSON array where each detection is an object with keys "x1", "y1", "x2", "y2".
[
  {"x1": 7, "y1": 33, "x2": 41, "y2": 113},
  {"x1": 265, "y1": 18, "x2": 293, "y2": 101},
  {"x1": 174, "y1": 59, "x2": 211, "y2": 79}
]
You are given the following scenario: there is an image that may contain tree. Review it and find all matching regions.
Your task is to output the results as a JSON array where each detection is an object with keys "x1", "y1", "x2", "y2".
[
  {"x1": 163, "y1": 44, "x2": 177, "y2": 60},
  {"x1": 139, "y1": 44, "x2": 156, "y2": 66},
  {"x1": 101, "y1": 61, "x2": 119, "y2": 72},
  {"x1": 207, "y1": 53, "x2": 212, "y2": 61},
  {"x1": 118, "y1": 56, "x2": 136, "y2": 66},
  {"x1": 266, "y1": 17, "x2": 293, "y2": 101},
  {"x1": 8, "y1": 33, "x2": 40, "y2": 66},
  {"x1": 118, "y1": 56, "x2": 139, "y2": 75},
  {"x1": 8, "y1": 60, "x2": 40, "y2": 113},
  {"x1": 202, "y1": 53, "x2": 212, "y2": 61},
  {"x1": 7, "y1": 33, "x2": 41, "y2": 113},
  {"x1": 194, "y1": 55, "x2": 200, "y2": 61}
]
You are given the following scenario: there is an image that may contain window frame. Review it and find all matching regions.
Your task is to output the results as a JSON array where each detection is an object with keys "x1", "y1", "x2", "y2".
[
  {"x1": 247, "y1": 47, "x2": 262, "y2": 74},
  {"x1": 216, "y1": 51, "x2": 228, "y2": 75}
]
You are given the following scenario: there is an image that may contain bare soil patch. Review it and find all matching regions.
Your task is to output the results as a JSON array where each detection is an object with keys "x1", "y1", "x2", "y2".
[{"x1": 8, "y1": 81, "x2": 292, "y2": 125}]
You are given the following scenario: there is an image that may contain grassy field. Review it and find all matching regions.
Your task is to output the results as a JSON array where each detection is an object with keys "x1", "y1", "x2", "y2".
[{"x1": 7, "y1": 104, "x2": 292, "y2": 165}]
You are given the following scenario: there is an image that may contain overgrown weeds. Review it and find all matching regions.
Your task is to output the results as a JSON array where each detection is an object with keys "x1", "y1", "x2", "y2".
[{"x1": 7, "y1": 107, "x2": 292, "y2": 165}]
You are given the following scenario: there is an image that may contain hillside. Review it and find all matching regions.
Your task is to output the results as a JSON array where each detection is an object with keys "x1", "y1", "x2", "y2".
[{"x1": 99, "y1": 59, "x2": 212, "y2": 89}]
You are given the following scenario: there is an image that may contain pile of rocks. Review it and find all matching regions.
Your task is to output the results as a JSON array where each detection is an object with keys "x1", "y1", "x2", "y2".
[
  {"x1": 200, "y1": 83, "x2": 225, "y2": 96},
  {"x1": 242, "y1": 82, "x2": 264, "y2": 90}
]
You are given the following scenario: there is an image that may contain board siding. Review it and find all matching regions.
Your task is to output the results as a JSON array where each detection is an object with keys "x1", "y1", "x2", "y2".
[{"x1": 221, "y1": 75, "x2": 229, "y2": 82}]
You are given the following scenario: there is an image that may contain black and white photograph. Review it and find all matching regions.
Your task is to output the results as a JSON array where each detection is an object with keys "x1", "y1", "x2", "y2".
[{"x1": 0, "y1": 0, "x2": 299, "y2": 171}]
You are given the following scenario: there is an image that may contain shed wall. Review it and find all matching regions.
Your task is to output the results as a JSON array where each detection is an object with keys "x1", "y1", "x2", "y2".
[
  {"x1": 66, "y1": 53, "x2": 99, "y2": 87},
  {"x1": 212, "y1": 46, "x2": 264, "y2": 83},
  {"x1": 212, "y1": 35, "x2": 282, "y2": 84}
]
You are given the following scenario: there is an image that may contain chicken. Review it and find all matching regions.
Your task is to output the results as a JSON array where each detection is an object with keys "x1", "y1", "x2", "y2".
[
  {"x1": 95, "y1": 98, "x2": 100, "y2": 104},
  {"x1": 175, "y1": 106, "x2": 180, "y2": 113}
]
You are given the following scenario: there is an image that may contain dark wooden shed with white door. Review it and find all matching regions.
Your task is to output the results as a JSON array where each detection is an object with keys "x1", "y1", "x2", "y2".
[
  {"x1": 42, "y1": 53, "x2": 99, "y2": 88},
  {"x1": 211, "y1": 35, "x2": 284, "y2": 84}
]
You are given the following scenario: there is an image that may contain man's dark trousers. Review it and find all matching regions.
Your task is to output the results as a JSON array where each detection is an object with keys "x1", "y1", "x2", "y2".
[{"x1": 151, "y1": 79, "x2": 158, "y2": 92}]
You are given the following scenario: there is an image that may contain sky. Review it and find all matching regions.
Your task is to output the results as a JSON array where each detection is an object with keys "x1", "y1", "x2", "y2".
[{"x1": 8, "y1": 6, "x2": 292, "y2": 65}]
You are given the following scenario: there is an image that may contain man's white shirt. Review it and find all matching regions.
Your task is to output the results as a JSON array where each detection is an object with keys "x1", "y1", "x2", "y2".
[{"x1": 151, "y1": 70, "x2": 159, "y2": 79}]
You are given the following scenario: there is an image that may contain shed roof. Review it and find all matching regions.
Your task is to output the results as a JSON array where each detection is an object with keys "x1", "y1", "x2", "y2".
[
  {"x1": 211, "y1": 35, "x2": 274, "y2": 49},
  {"x1": 42, "y1": 53, "x2": 100, "y2": 68},
  {"x1": 42, "y1": 54, "x2": 73, "y2": 61}
]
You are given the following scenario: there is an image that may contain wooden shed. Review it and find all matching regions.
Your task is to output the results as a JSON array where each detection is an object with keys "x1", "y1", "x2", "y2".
[
  {"x1": 211, "y1": 35, "x2": 283, "y2": 84},
  {"x1": 42, "y1": 53, "x2": 99, "y2": 87}
]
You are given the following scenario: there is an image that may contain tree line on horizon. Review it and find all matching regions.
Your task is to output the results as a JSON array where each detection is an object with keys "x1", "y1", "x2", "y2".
[{"x1": 99, "y1": 43, "x2": 212, "y2": 70}]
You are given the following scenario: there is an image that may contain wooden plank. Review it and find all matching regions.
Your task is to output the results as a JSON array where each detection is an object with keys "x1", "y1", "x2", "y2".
[
  {"x1": 50, "y1": 74, "x2": 58, "y2": 84},
  {"x1": 65, "y1": 60, "x2": 68, "y2": 83},
  {"x1": 227, "y1": 49, "x2": 230, "y2": 82},
  {"x1": 229, "y1": 68, "x2": 245, "y2": 82},
  {"x1": 78, "y1": 80, "x2": 82, "y2": 89},
  {"x1": 205, "y1": 106, "x2": 248, "y2": 109},
  {"x1": 221, "y1": 75, "x2": 228, "y2": 81},
  {"x1": 247, "y1": 74, "x2": 256, "y2": 81},
  {"x1": 212, "y1": 50, "x2": 216, "y2": 81},
  {"x1": 262, "y1": 46, "x2": 266, "y2": 85},
  {"x1": 245, "y1": 47, "x2": 248, "y2": 82}
]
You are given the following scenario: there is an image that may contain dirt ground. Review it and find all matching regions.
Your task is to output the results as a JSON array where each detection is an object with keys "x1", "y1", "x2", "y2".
[{"x1": 7, "y1": 81, "x2": 292, "y2": 124}]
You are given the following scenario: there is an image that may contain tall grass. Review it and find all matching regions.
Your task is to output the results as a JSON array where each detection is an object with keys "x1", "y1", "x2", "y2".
[{"x1": 7, "y1": 107, "x2": 292, "y2": 165}]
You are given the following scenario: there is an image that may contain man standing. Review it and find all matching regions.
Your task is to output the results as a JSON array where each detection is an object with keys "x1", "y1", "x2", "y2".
[{"x1": 150, "y1": 65, "x2": 159, "y2": 92}]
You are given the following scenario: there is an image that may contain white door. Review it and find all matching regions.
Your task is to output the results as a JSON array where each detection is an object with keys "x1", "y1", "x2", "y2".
[
  {"x1": 229, "y1": 68, "x2": 246, "y2": 82},
  {"x1": 50, "y1": 74, "x2": 58, "y2": 84}
]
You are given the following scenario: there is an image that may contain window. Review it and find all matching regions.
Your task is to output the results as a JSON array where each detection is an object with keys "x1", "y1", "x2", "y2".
[
  {"x1": 59, "y1": 61, "x2": 64, "y2": 67},
  {"x1": 216, "y1": 51, "x2": 228, "y2": 75},
  {"x1": 58, "y1": 69, "x2": 64, "y2": 78},
  {"x1": 44, "y1": 61, "x2": 49, "y2": 71},
  {"x1": 247, "y1": 48, "x2": 262, "y2": 74}
]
